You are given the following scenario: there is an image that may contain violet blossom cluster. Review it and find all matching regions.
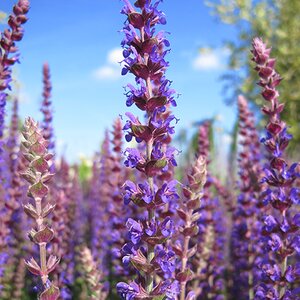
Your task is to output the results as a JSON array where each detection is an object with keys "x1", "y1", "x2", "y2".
[
  {"x1": 0, "y1": 0, "x2": 29, "y2": 139},
  {"x1": 40, "y1": 63, "x2": 55, "y2": 152},
  {"x1": 108, "y1": 118, "x2": 134, "y2": 280},
  {"x1": 51, "y1": 157, "x2": 78, "y2": 300},
  {"x1": 116, "y1": 0, "x2": 179, "y2": 299},
  {"x1": 90, "y1": 132, "x2": 112, "y2": 280},
  {"x1": 0, "y1": 1, "x2": 30, "y2": 294},
  {"x1": 252, "y1": 38, "x2": 300, "y2": 299},
  {"x1": 1, "y1": 99, "x2": 27, "y2": 299},
  {"x1": 230, "y1": 95, "x2": 264, "y2": 299}
]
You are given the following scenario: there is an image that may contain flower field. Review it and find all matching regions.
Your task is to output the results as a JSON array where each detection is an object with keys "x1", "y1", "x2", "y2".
[{"x1": 0, "y1": 0, "x2": 299, "y2": 299}]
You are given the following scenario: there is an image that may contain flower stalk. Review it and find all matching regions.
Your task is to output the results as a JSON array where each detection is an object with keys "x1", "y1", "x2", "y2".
[
  {"x1": 116, "y1": 0, "x2": 179, "y2": 298},
  {"x1": 176, "y1": 156, "x2": 207, "y2": 300},
  {"x1": 252, "y1": 37, "x2": 300, "y2": 299},
  {"x1": 20, "y1": 117, "x2": 60, "y2": 300},
  {"x1": 40, "y1": 63, "x2": 55, "y2": 152},
  {"x1": 0, "y1": 0, "x2": 30, "y2": 138}
]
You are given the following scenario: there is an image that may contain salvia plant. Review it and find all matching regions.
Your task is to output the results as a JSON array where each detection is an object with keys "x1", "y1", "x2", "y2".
[
  {"x1": 252, "y1": 37, "x2": 300, "y2": 299},
  {"x1": 116, "y1": 0, "x2": 180, "y2": 298},
  {"x1": 230, "y1": 95, "x2": 264, "y2": 299},
  {"x1": 0, "y1": 1, "x2": 299, "y2": 300},
  {"x1": 21, "y1": 117, "x2": 60, "y2": 300},
  {"x1": 0, "y1": 0, "x2": 29, "y2": 139},
  {"x1": 40, "y1": 62, "x2": 55, "y2": 152}
]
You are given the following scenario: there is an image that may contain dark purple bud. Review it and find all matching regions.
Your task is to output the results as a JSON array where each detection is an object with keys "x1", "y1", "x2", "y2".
[{"x1": 128, "y1": 12, "x2": 144, "y2": 28}]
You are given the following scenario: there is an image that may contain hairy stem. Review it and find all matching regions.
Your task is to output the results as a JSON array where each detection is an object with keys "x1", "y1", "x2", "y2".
[{"x1": 35, "y1": 197, "x2": 48, "y2": 285}]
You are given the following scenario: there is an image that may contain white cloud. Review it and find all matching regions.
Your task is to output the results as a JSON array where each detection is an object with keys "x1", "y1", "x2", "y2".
[
  {"x1": 93, "y1": 66, "x2": 120, "y2": 80},
  {"x1": 93, "y1": 47, "x2": 124, "y2": 81},
  {"x1": 108, "y1": 48, "x2": 124, "y2": 65},
  {"x1": 192, "y1": 48, "x2": 228, "y2": 71}
]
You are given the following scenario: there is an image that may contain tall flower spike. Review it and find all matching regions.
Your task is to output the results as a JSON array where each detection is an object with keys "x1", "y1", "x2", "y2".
[
  {"x1": 0, "y1": 0, "x2": 30, "y2": 139},
  {"x1": 5, "y1": 98, "x2": 22, "y2": 219},
  {"x1": 230, "y1": 95, "x2": 264, "y2": 299},
  {"x1": 20, "y1": 117, "x2": 60, "y2": 300},
  {"x1": 191, "y1": 120, "x2": 226, "y2": 299},
  {"x1": 252, "y1": 38, "x2": 300, "y2": 298},
  {"x1": 51, "y1": 189, "x2": 73, "y2": 299},
  {"x1": 175, "y1": 156, "x2": 206, "y2": 300},
  {"x1": 117, "y1": 1, "x2": 179, "y2": 299},
  {"x1": 108, "y1": 118, "x2": 135, "y2": 284},
  {"x1": 40, "y1": 63, "x2": 55, "y2": 152},
  {"x1": 1, "y1": 98, "x2": 27, "y2": 300},
  {"x1": 57, "y1": 165, "x2": 83, "y2": 300},
  {"x1": 90, "y1": 131, "x2": 112, "y2": 279},
  {"x1": 197, "y1": 121, "x2": 210, "y2": 161},
  {"x1": 0, "y1": 3, "x2": 30, "y2": 274}
]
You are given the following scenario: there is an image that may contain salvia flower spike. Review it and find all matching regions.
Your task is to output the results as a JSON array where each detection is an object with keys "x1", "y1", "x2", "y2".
[
  {"x1": 117, "y1": 0, "x2": 179, "y2": 298},
  {"x1": 176, "y1": 156, "x2": 207, "y2": 300},
  {"x1": 0, "y1": 0, "x2": 30, "y2": 139},
  {"x1": 0, "y1": 3, "x2": 30, "y2": 270},
  {"x1": 230, "y1": 95, "x2": 264, "y2": 299},
  {"x1": 191, "y1": 121, "x2": 226, "y2": 299},
  {"x1": 41, "y1": 63, "x2": 55, "y2": 152},
  {"x1": 252, "y1": 37, "x2": 300, "y2": 298},
  {"x1": 20, "y1": 117, "x2": 60, "y2": 300}
]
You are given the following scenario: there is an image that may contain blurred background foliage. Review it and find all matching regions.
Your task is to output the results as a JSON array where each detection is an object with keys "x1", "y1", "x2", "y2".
[
  {"x1": 0, "y1": 11, "x2": 7, "y2": 23},
  {"x1": 206, "y1": 0, "x2": 300, "y2": 156}
]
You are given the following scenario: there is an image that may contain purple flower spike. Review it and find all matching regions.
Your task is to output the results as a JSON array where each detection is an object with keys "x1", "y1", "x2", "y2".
[
  {"x1": 117, "y1": 0, "x2": 179, "y2": 298},
  {"x1": 41, "y1": 63, "x2": 55, "y2": 152},
  {"x1": 252, "y1": 37, "x2": 300, "y2": 297},
  {"x1": 0, "y1": 0, "x2": 30, "y2": 139}
]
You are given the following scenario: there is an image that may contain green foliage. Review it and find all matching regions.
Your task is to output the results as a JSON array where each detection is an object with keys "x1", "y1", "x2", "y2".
[
  {"x1": 77, "y1": 158, "x2": 92, "y2": 184},
  {"x1": 206, "y1": 0, "x2": 300, "y2": 154}
]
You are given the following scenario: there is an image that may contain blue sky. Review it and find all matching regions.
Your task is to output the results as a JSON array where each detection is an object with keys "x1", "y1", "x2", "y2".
[{"x1": 1, "y1": 0, "x2": 237, "y2": 162}]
